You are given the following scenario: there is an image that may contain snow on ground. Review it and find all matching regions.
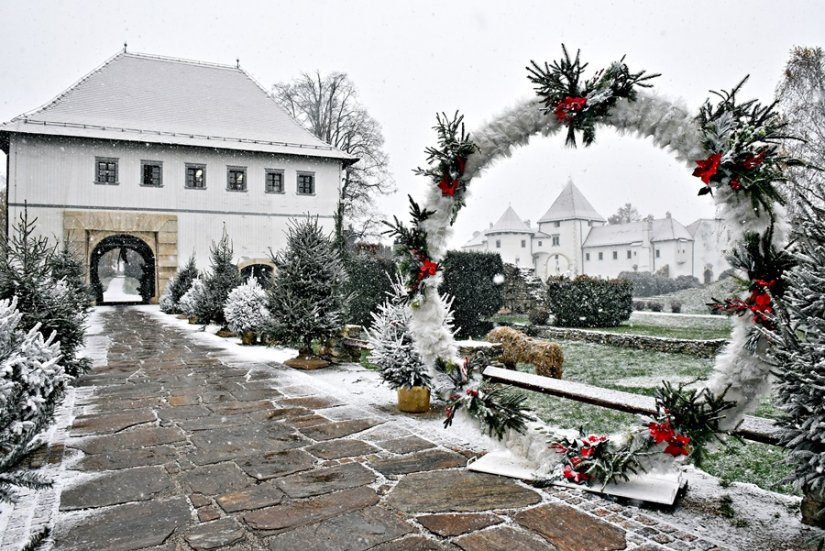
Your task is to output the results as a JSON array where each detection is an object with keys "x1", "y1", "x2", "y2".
[{"x1": 102, "y1": 275, "x2": 141, "y2": 303}]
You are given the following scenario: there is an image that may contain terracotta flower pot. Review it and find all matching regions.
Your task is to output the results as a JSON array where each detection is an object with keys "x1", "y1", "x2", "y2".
[
  {"x1": 241, "y1": 331, "x2": 257, "y2": 345},
  {"x1": 801, "y1": 490, "x2": 825, "y2": 528},
  {"x1": 397, "y1": 386, "x2": 430, "y2": 413}
]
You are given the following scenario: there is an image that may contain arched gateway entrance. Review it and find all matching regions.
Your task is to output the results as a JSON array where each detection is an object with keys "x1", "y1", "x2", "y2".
[{"x1": 90, "y1": 234, "x2": 156, "y2": 304}]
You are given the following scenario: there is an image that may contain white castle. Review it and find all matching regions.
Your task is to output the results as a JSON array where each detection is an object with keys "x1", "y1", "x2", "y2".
[{"x1": 461, "y1": 179, "x2": 729, "y2": 283}]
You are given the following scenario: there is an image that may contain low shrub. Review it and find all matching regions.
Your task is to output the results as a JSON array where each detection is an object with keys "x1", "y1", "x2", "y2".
[
  {"x1": 633, "y1": 300, "x2": 647, "y2": 311},
  {"x1": 224, "y1": 278, "x2": 270, "y2": 337},
  {"x1": 618, "y1": 271, "x2": 700, "y2": 297},
  {"x1": 670, "y1": 300, "x2": 682, "y2": 314},
  {"x1": 527, "y1": 307, "x2": 550, "y2": 325},
  {"x1": 545, "y1": 275, "x2": 632, "y2": 328},
  {"x1": 439, "y1": 251, "x2": 504, "y2": 338},
  {"x1": 649, "y1": 302, "x2": 664, "y2": 312}
]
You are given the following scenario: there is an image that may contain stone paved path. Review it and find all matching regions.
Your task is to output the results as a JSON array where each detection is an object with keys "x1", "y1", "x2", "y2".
[{"x1": 3, "y1": 308, "x2": 739, "y2": 550}]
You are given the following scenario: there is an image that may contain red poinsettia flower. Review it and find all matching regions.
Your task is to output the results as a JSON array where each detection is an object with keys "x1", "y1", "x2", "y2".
[
  {"x1": 466, "y1": 388, "x2": 479, "y2": 398},
  {"x1": 580, "y1": 446, "x2": 595, "y2": 459},
  {"x1": 584, "y1": 434, "x2": 607, "y2": 445},
  {"x1": 753, "y1": 291, "x2": 772, "y2": 308},
  {"x1": 729, "y1": 177, "x2": 742, "y2": 192},
  {"x1": 438, "y1": 175, "x2": 461, "y2": 197},
  {"x1": 692, "y1": 153, "x2": 722, "y2": 185},
  {"x1": 444, "y1": 406, "x2": 453, "y2": 418},
  {"x1": 570, "y1": 456, "x2": 583, "y2": 467},
  {"x1": 417, "y1": 259, "x2": 439, "y2": 281},
  {"x1": 550, "y1": 442, "x2": 568, "y2": 453},
  {"x1": 563, "y1": 464, "x2": 590, "y2": 484},
  {"x1": 741, "y1": 148, "x2": 770, "y2": 170},
  {"x1": 753, "y1": 279, "x2": 776, "y2": 289},
  {"x1": 663, "y1": 434, "x2": 691, "y2": 457},
  {"x1": 456, "y1": 155, "x2": 467, "y2": 175},
  {"x1": 648, "y1": 421, "x2": 675, "y2": 444},
  {"x1": 553, "y1": 96, "x2": 588, "y2": 123}
]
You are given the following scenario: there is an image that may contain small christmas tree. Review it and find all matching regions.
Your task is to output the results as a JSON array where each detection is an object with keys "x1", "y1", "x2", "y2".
[
  {"x1": 178, "y1": 277, "x2": 205, "y2": 319},
  {"x1": 167, "y1": 255, "x2": 199, "y2": 313},
  {"x1": 0, "y1": 296, "x2": 67, "y2": 503},
  {"x1": 224, "y1": 277, "x2": 270, "y2": 343},
  {"x1": 0, "y1": 211, "x2": 90, "y2": 377},
  {"x1": 47, "y1": 242, "x2": 92, "y2": 309},
  {"x1": 196, "y1": 231, "x2": 242, "y2": 326},
  {"x1": 268, "y1": 216, "x2": 346, "y2": 368},
  {"x1": 770, "y1": 204, "x2": 825, "y2": 525},
  {"x1": 367, "y1": 276, "x2": 431, "y2": 389}
]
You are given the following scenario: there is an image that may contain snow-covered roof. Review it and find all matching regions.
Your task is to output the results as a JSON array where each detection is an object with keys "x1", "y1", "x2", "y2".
[
  {"x1": 0, "y1": 51, "x2": 355, "y2": 162},
  {"x1": 538, "y1": 179, "x2": 605, "y2": 223},
  {"x1": 461, "y1": 231, "x2": 488, "y2": 248},
  {"x1": 685, "y1": 218, "x2": 724, "y2": 237},
  {"x1": 583, "y1": 217, "x2": 693, "y2": 248},
  {"x1": 486, "y1": 206, "x2": 534, "y2": 235}
]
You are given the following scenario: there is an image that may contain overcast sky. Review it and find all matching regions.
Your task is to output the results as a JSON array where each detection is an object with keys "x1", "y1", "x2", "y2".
[{"x1": 1, "y1": 1, "x2": 823, "y2": 248}]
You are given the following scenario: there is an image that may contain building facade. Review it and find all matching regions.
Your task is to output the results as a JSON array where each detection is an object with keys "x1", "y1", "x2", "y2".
[
  {"x1": 462, "y1": 179, "x2": 727, "y2": 282},
  {"x1": 1, "y1": 51, "x2": 353, "y2": 303}
]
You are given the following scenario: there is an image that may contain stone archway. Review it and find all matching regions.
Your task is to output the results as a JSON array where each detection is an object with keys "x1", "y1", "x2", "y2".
[{"x1": 90, "y1": 234, "x2": 156, "y2": 304}]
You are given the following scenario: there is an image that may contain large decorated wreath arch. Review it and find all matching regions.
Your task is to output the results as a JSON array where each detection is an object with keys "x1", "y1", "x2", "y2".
[{"x1": 386, "y1": 46, "x2": 799, "y2": 483}]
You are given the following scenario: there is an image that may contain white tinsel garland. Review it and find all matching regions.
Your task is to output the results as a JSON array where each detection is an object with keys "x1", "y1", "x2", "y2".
[{"x1": 408, "y1": 91, "x2": 787, "y2": 430}]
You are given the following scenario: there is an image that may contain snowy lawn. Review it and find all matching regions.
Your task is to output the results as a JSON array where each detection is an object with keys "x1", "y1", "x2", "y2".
[{"x1": 514, "y1": 339, "x2": 795, "y2": 495}]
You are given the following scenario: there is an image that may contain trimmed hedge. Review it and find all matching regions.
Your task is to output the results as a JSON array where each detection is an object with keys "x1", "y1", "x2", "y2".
[
  {"x1": 546, "y1": 275, "x2": 632, "y2": 328},
  {"x1": 343, "y1": 253, "x2": 396, "y2": 328},
  {"x1": 618, "y1": 271, "x2": 700, "y2": 297},
  {"x1": 439, "y1": 251, "x2": 504, "y2": 338}
]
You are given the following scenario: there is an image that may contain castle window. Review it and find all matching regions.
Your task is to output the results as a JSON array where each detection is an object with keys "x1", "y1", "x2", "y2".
[
  {"x1": 185, "y1": 163, "x2": 206, "y2": 189},
  {"x1": 552, "y1": 235, "x2": 560, "y2": 246},
  {"x1": 598, "y1": 252, "x2": 603, "y2": 260},
  {"x1": 554, "y1": 221, "x2": 560, "y2": 228},
  {"x1": 265, "y1": 169, "x2": 284, "y2": 193},
  {"x1": 141, "y1": 160, "x2": 162, "y2": 187},
  {"x1": 613, "y1": 251, "x2": 618, "y2": 260},
  {"x1": 297, "y1": 172, "x2": 315, "y2": 195},
  {"x1": 627, "y1": 250, "x2": 632, "y2": 259},
  {"x1": 495, "y1": 240, "x2": 501, "y2": 249},
  {"x1": 521, "y1": 239, "x2": 526, "y2": 248},
  {"x1": 227, "y1": 166, "x2": 247, "y2": 192},
  {"x1": 656, "y1": 249, "x2": 661, "y2": 258},
  {"x1": 95, "y1": 157, "x2": 118, "y2": 185},
  {"x1": 586, "y1": 252, "x2": 590, "y2": 261},
  {"x1": 538, "y1": 241, "x2": 543, "y2": 247}
]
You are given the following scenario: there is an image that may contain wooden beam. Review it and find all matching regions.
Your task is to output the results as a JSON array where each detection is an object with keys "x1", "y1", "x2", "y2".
[{"x1": 482, "y1": 366, "x2": 782, "y2": 446}]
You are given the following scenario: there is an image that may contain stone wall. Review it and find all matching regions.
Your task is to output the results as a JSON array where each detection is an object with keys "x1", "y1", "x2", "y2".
[{"x1": 534, "y1": 326, "x2": 726, "y2": 357}]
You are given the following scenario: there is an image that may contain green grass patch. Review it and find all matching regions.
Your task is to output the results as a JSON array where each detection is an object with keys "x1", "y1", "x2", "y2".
[
  {"x1": 599, "y1": 320, "x2": 732, "y2": 340},
  {"x1": 491, "y1": 313, "x2": 529, "y2": 325},
  {"x1": 511, "y1": 338, "x2": 789, "y2": 494}
]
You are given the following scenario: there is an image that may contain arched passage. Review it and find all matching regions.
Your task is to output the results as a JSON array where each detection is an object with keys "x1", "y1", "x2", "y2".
[
  {"x1": 90, "y1": 234, "x2": 156, "y2": 304},
  {"x1": 240, "y1": 263, "x2": 274, "y2": 288}
]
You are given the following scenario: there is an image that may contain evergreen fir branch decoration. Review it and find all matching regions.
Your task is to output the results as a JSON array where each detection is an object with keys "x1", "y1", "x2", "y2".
[
  {"x1": 527, "y1": 44, "x2": 659, "y2": 146},
  {"x1": 267, "y1": 216, "x2": 346, "y2": 360},
  {"x1": 443, "y1": 383, "x2": 532, "y2": 439},
  {"x1": 367, "y1": 276, "x2": 432, "y2": 390},
  {"x1": 382, "y1": 195, "x2": 438, "y2": 297}
]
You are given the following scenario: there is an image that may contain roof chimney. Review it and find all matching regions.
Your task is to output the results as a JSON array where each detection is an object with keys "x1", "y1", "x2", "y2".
[
  {"x1": 472, "y1": 231, "x2": 480, "y2": 237},
  {"x1": 525, "y1": 219, "x2": 531, "y2": 228},
  {"x1": 666, "y1": 211, "x2": 672, "y2": 219},
  {"x1": 489, "y1": 222, "x2": 493, "y2": 229}
]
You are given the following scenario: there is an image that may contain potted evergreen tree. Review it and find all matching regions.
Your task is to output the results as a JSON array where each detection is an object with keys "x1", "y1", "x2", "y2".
[
  {"x1": 267, "y1": 216, "x2": 346, "y2": 369},
  {"x1": 368, "y1": 277, "x2": 432, "y2": 412}
]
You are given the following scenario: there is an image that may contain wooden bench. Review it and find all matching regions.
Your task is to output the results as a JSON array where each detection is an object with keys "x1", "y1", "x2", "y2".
[{"x1": 482, "y1": 366, "x2": 782, "y2": 446}]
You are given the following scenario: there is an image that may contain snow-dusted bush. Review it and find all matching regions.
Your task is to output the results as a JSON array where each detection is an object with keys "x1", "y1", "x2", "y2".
[
  {"x1": 1, "y1": 296, "x2": 67, "y2": 502},
  {"x1": 196, "y1": 233, "x2": 242, "y2": 325},
  {"x1": 178, "y1": 278, "x2": 205, "y2": 318},
  {"x1": 159, "y1": 282, "x2": 175, "y2": 314},
  {"x1": 368, "y1": 277, "x2": 431, "y2": 389},
  {"x1": 223, "y1": 278, "x2": 270, "y2": 335}
]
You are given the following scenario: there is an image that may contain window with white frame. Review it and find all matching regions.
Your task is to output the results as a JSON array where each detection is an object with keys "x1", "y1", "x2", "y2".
[{"x1": 95, "y1": 157, "x2": 118, "y2": 184}]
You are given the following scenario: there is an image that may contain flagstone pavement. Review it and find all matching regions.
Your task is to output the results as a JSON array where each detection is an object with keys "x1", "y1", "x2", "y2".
[{"x1": 2, "y1": 308, "x2": 736, "y2": 551}]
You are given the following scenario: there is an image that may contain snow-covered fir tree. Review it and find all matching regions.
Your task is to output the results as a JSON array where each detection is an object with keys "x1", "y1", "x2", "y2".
[
  {"x1": 178, "y1": 277, "x2": 206, "y2": 318},
  {"x1": 196, "y1": 231, "x2": 242, "y2": 325},
  {"x1": 165, "y1": 255, "x2": 199, "y2": 314},
  {"x1": 367, "y1": 277, "x2": 431, "y2": 389},
  {"x1": 267, "y1": 216, "x2": 346, "y2": 355},
  {"x1": 0, "y1": 211, "x2": 89, "y2": 377},
  {"x1": 47, "y1": 242, "x2": 92, "y2": 309},
  {"x1": 770, "y1": 203, "x2": 825, "y2": 498},
  {"x1": 0, "y1": 296, "x2": 67, "y2": 503},
  {"x1": 224, "y1": 277, "x2": 271, "y2": 337},
  {"x1": 159, "y1": 282, "x2": 175, "y2": 314}
]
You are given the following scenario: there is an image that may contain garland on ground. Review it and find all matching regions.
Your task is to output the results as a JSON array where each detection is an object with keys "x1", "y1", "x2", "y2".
[{"x1": 550, "y1": 383, "x2": 736, "y2": 487}]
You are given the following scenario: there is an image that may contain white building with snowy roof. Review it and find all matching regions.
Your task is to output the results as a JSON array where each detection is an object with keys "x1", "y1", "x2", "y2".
[
  {"x1": 0, "y1": 49, "x2": 354, "y2": 304},
  {"x1": 462, "y1": 179, "x2": 727, "y2": 283}
]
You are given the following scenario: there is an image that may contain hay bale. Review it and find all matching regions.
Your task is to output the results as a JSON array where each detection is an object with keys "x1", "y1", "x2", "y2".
[{"x1": 486, "y1": 326, "x2": 563, "y2": 379}]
